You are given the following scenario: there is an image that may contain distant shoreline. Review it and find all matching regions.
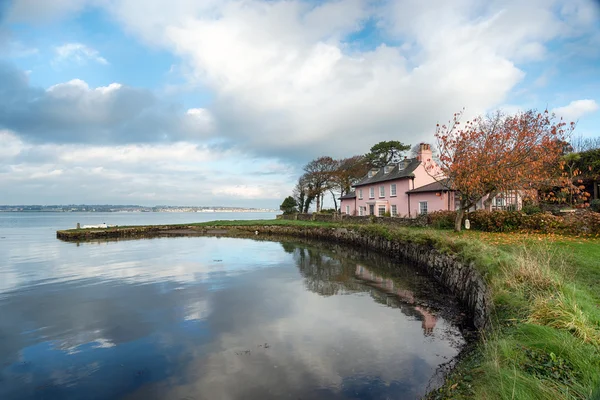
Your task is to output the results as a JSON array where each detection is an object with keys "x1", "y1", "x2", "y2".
[{"x1": 0, "y1": 209, "x2": 278, "y2": 213}]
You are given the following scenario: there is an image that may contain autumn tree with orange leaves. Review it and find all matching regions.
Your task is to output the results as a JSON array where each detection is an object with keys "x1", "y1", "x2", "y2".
[{"x1": 428, "y1": 109, "x2": 575, "y2": 231}]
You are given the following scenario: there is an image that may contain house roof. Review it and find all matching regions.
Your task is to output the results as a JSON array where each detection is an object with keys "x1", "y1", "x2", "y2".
[
  {"x1": 353, "y1": 158, "x2": 421, "y2": 187},
  {"x1": 406, "y1": 179, "x2": 452, "y2": 193},
  {"x1": 339, "y1": 191, "x2": 356, "y2": 200}
]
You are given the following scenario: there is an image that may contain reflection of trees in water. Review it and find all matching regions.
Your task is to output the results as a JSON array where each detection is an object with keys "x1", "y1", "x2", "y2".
[
  {"x1": 291, "y1": 246, "x2": 354, "y2": 297},
  {"x1": 281, "y1": 240, "x2": 438, "y2": 336}
]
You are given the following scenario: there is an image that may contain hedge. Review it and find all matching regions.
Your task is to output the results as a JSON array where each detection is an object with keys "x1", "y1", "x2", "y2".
[{"x1": 427, "y1": 209, "x2": 600, "y2": 235}]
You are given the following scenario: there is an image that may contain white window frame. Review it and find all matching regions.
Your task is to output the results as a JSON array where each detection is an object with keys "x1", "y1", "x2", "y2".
[
  {"x1": 345, "y1": 205, "x2": 350, "y2": 215},
  {"x1": 359, "y1": 206, "x2": 364, "y2": 216},
  {"x1": 369, "y1": 187, "x2": 375, "y2": 199},
  {"x1": 419, "y1": 201, "x2": 428, "y2": 215},
  {"x1": 358, "y1": 189, "x2": 363, "y2": 200},
  {"x1": 379, "y1": 186, "x2": 385, "y2": 198},
  {"x1": 378, "y1": 206, "x2": 386, "y2": 217},
  {"x1": 391, "y1": 205, "x2": 397, "y2": 217},
  {"x1": 390, "y1": 184, "x2": 397, "y2": 197}
]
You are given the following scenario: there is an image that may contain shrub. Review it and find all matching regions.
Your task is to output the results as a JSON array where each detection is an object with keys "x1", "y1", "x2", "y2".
[
  {"x1": 319, "y1": 208, "x2": 336, "y2": 214},
  {"x1": 591, "y1": 199, "x2": 600, "y2": 213},
  {"x1": 561, "y1": 211, "x2": 600, "y2": 235},
  {"x1": 419, "y1": 206, "x2": 600, "y2": 235},
  {"x1": 427, "y1": 210, "x2": 456, "y2": 229},
  {"x1": 468, "y1": 210, "x2": 523, "y2": 232},
  {"x1": 522, "y1": 204, "x2": 542, "y2": 215},
  {"x1": 521, "y1": 213, "x2": 564, "y2": 233}
]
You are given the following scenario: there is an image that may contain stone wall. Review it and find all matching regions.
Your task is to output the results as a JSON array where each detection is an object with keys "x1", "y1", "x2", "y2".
[
  {"x1": 228, "y1": 225, "x2": 491, "y2": 331},
  {"x1": 280, "y1": 213, "x2": 428, "y2": 227}
]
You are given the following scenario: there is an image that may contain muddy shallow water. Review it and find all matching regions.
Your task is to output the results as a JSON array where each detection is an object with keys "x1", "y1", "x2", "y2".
[{"x1": 0, "y1": 214, "x2": 466, "y2": 400}]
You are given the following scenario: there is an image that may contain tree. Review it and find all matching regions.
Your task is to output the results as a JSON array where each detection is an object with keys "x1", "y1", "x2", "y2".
[
  {"x1": 293, "y1": 174, "x2": 315, "y2": 213},
  {"x1": 541, "y1": 153, "x2": 590, "y2": 208},
  {"x1": 571, "y1": 147, "x2": 600, "y2": 200},
  {"x1": 279, "y1": 196, "x2": 298, "y2": 214},
  {"x1": 326, "y1": 155, "x2": 370, "y2": 210},
  {"x1": 365, "y1": 141, "x2": 411, "y2": 168},
  {"x1": 429, "y1": 109, "x2": 574, "y2": 231},
  {"x1": 570, "y1": 136, "x2": 600, "y2": 152},
  {"x1": 303, "y1": 156, "x2": 337, "y2": 212},
  {"x1": 334, "y1": 156, "x2": 370, "y2": 195}
]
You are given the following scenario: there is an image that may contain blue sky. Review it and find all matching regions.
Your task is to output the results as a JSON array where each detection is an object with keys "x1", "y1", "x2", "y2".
[{"x1": 1, "y1": 0, "x2": 599, "y2": 207}]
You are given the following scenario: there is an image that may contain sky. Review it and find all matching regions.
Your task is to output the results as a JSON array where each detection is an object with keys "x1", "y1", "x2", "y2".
[{"x1": 1, "y1": 0, "x2": 599, "y2": 208}]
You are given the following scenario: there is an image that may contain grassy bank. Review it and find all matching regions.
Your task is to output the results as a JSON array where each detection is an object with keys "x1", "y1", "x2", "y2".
[
  {"x1": 57, "y1": 219, "x2": 600, "y2": 399},
  {"x1": 428, "y1": 230, "x2": 600, "y2": 400}
]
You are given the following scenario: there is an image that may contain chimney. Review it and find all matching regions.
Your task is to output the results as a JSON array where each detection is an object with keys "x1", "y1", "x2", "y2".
[{"x1": 417, "y1": 143, "x2": 432, "y2": 162}]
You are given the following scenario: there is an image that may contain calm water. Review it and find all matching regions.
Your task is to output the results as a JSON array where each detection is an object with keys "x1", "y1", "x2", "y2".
[{"x1": 0, "y1": 213, "x2": 465, "y2": 400}]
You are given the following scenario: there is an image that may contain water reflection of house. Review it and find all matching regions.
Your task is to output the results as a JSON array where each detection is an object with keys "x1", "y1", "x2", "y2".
[{"x1": 355, "y1": 265, "x2": 436, "y2": 336}]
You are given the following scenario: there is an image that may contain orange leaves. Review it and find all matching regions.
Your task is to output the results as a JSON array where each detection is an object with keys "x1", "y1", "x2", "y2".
[{"x1": 434, "y1": 109, "x2": 574, "y2": 210}]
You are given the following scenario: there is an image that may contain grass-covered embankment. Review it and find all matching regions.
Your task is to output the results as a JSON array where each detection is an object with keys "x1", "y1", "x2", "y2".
[
  {"x1": 427, "y1": 230, "x2": 600, "y2": 400},
  {"x1": 55, "y1": 218, "x2": 341, "y2": 240},
  {"x1": 57, "y1": 219, "x2": 600, "y2": 399}
]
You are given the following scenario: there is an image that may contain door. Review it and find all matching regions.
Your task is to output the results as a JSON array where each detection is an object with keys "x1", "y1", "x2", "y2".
[{"x1": 369, "y1": 204, "x2": 375, "y2": 215}]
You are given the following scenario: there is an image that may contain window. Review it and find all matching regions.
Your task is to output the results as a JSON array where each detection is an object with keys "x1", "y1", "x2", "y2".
[
  {"x1": 379, "y1": 186, "x2": 385, "y2": 197},
  {"x1": 391, "y1": 205, "x2": 397, "y2": 217},
  {"x1": 419, "y1": 201, "x2": 428, "y2": 215},
  {"x1": 378, "y1": 206, "x2": 386, "y2": 216},
  {"x1": 359, "y1": 206, "x2": 364, "y2": 216},
  {"x1": 345, "y1": 205, "x2": 350, "y2": 215},
  {"x1": 369, "y1": 187, "x2": 375, "y2": 199},
  {"x1": 369, "y1": 204, "x2": 375, "y2": 215},
  {"x1": 358, "y1": 189, "x2": 363, "y2": 200},
  {"x1": 390, "y1": 184, "x2": 397, "y2": 197}
]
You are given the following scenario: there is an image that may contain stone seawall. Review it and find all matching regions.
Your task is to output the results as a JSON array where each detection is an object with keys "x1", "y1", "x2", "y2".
[
  {"x1": 57, "y1": 224, "x2": 491, "y2": 330},
  {"x1": 232, "y1": 225, "x2": 491, "y2": 331}
]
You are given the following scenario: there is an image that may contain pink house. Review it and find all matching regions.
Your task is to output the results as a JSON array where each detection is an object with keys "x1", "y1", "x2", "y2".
[
  {"x1": 340, "y1": 143, "x2": 527, "y2": 217},
  {"x1": 341, "y1": 144, "x2": 450, "y2": 218}
]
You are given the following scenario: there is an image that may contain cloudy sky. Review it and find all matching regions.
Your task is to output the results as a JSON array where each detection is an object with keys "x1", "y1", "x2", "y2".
[{"x1": 1, "y1": 0, "x2": 599, "y2": 207}]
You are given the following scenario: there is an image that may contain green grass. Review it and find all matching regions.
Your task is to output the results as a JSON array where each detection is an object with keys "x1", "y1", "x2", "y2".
[
  {"x1": 428, "y1": 233, "x2": 600, "y2": 399},
  {"x1": 190, "y1": 219, "x2": 340, "y2": 228}
]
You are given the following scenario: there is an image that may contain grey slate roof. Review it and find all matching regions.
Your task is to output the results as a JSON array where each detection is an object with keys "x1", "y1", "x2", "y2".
[
  {"x1": 406, "y1": 179, "x2": 452, "y2": 193},
  {"x1": 353, "y1": 158, "x2": 421, "y2": 187},
  {"x1": 339, "y1": 191, "x2": 356, "y2": 200}
]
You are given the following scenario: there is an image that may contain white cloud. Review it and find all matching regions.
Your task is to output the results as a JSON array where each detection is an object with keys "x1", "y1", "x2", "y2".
[
  {"x1": 0, "y1": 70, "x2": 215, "y2": 143},
  {"x1": 93, "y1": 0, "x2": 597, "y2": 159},
  {"x1": 3, "y1": 0, "x2": 600, "y2": 206},
  {"x1": 552, "y1": 99, "x2": 599, "y2": 121},
  {"x1": 0, "y1": 138, "x2": 293, "y2": 205},
  {"x1": 57, "y1": 142, "x2": 219, "y2": 164},
  {"x1": 212, "y1": 185, "x2": 281, "y2": 199},
  {"x1": 5, "y1": 0, "x2": 599, "y2": 160},
  {"x1": 54, "y1": 43, "x2": 108, "y2": 66},
  {"x1": 0, "y1": 130, "x2": 25, "y2": 158}
]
